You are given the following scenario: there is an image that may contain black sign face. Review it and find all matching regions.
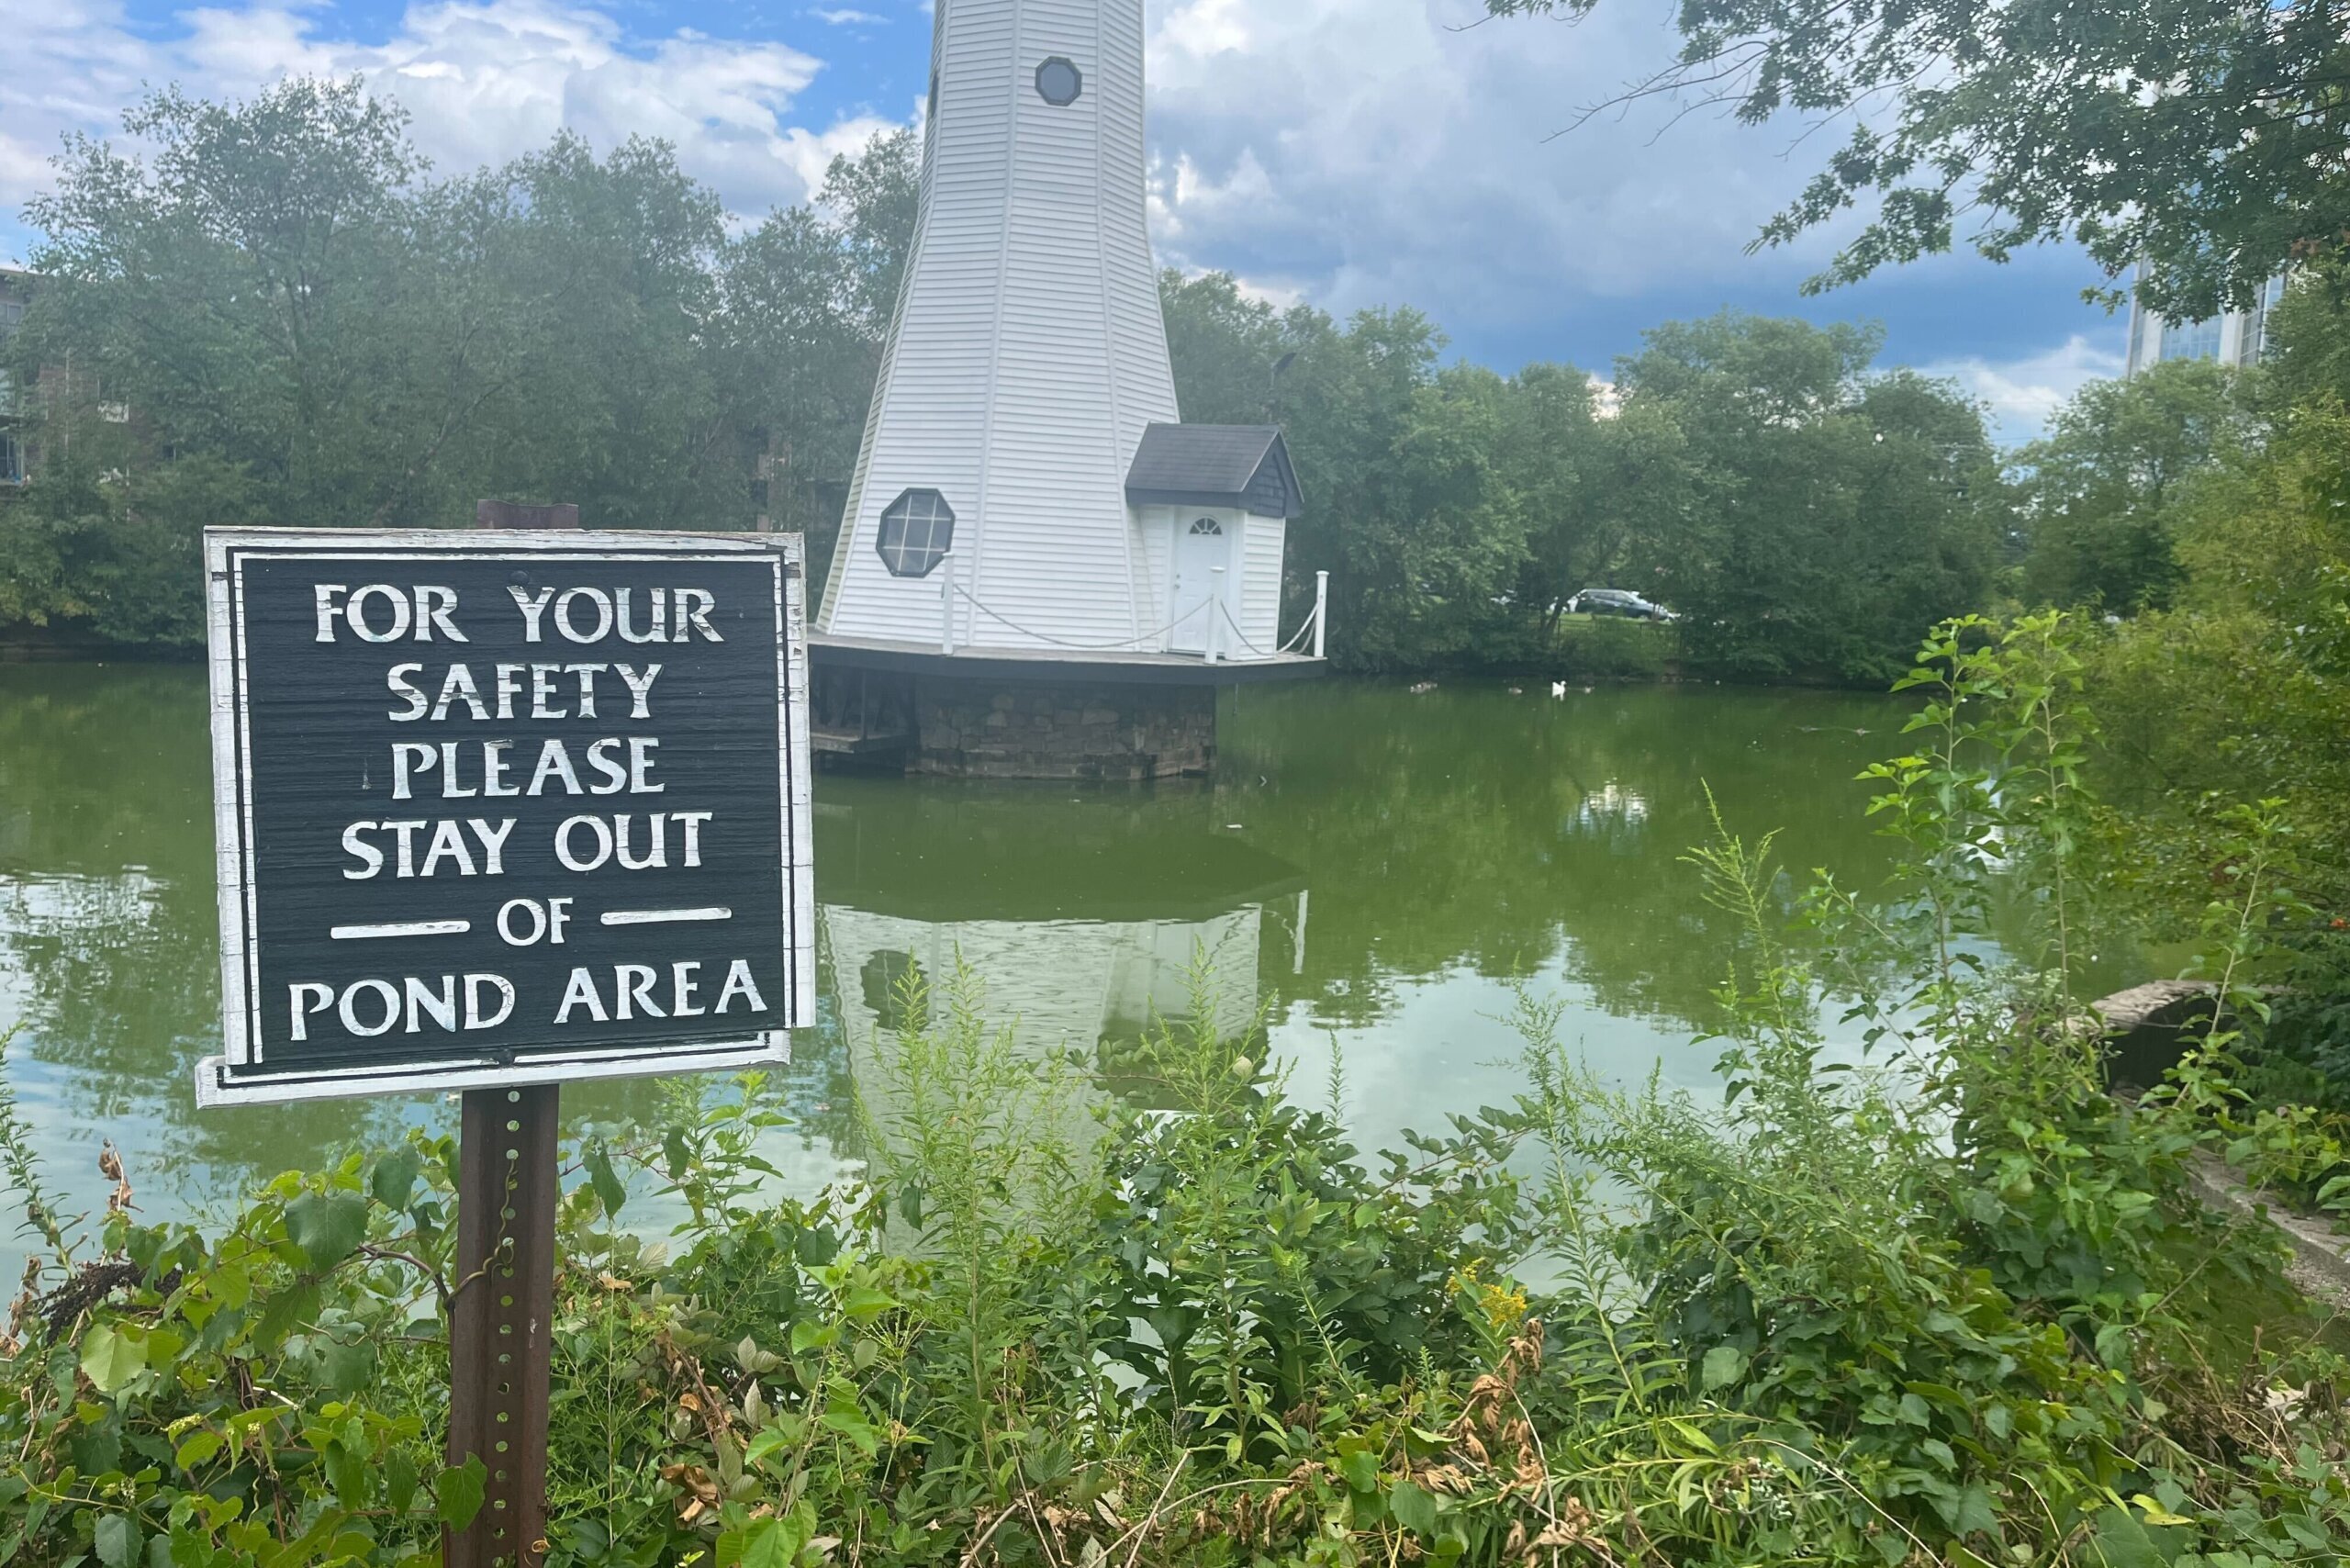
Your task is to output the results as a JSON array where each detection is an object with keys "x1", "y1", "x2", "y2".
[{"x1": 198, "y1": 529, "x2": 813, "y2": 1105}]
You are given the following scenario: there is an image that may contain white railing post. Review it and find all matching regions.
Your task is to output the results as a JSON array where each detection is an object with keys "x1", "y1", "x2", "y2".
[
  {"x1": 1313, "y1": 570, "x2": 1329, "y2": 659},
  {"x1": 938, "y1": 554, "x2": 956, "y2": 655},
  {"x1": 1209, "y1": 566, "x2": 1227, "y2": 662}
]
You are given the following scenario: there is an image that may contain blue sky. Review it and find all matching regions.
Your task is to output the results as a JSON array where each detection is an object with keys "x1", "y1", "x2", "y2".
[{"x1": 4, "y1": 0, "x2": 2127, "y2": 441}]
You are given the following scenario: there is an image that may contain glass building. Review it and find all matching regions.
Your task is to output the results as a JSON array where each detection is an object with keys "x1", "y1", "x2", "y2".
[{"x1": 2125, "y1": 271, "x2": 2288, "y2": 376}]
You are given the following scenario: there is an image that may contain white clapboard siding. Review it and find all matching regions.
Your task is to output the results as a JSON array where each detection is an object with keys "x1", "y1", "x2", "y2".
[
  {"x1": 821, "y1": 0, "x2": 1180, "y2": 653},
  {"x1": 1134, "y1": 506, "x2": 1173, "y2": 647},
  {"x1": 1240, "y1": 515, "x2": 1287, "y2": 655}
]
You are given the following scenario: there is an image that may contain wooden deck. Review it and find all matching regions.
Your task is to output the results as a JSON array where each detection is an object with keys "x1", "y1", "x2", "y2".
[
  {"x1": 808, "y1": 633, "x2": 1324, "y2": 687},
  {"x1": 811, "y1": 727, "x2": 912, "y2": 759}
]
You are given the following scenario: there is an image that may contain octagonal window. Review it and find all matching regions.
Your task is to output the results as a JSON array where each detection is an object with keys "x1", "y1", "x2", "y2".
[
  {"x1": 1035, "y1": 56, "x2": 1083, "y2": 107},
  {"x1": 877, "y1": 487, "x2": 956, "y2": 578}
]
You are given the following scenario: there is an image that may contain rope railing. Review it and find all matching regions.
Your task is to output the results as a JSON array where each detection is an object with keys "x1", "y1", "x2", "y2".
[
  {"x1": 950, "y1": 584, "x2": 1194, "y2": 652},
  {"x1": 1276, "y1": 601, "x2": 1321, "y2": 655},
  {"x1": 935, "y1": 577, "x2": 1325, "y2": 662}
]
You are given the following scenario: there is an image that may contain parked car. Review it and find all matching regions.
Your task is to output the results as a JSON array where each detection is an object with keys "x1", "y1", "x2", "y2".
[{"x1": 1566, "y1": 588, "x2": 1678, "y2": 622}]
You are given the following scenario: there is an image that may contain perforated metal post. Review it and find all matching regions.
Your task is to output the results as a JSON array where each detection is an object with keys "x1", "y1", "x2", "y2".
[{"x1": 446, "y1": 1086, "x2": 559, "y2": 1568}]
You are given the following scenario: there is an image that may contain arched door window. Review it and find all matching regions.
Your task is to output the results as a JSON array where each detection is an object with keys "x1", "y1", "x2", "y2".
[{"x1": 1189, "y1": 517, "x2": 1223, "y2": 536}]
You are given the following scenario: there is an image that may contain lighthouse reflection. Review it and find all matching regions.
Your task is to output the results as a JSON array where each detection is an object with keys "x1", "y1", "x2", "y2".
[{"x1": 811, "y1": 780, "x2": 1304, "y2": 1134}]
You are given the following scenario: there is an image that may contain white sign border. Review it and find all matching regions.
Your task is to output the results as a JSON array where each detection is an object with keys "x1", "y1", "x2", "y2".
[{"x1": 196, "y1": 526, "x2": 813, "y2": 1108}]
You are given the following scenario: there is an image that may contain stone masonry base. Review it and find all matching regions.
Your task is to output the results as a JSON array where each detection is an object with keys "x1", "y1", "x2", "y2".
[{"x1": 912, "y1": 674, "x2": 1215, "y2": 780}]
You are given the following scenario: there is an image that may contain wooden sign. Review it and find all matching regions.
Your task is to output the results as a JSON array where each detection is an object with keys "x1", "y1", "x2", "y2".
[{"x1": 196, "y1": 527, "x2": 813, "y2": 1106}]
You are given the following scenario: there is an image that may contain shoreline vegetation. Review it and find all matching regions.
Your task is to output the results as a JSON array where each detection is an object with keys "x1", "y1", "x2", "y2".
[{"x1": 6, "y1": 615, "x2": 2350, "y2": 1567}]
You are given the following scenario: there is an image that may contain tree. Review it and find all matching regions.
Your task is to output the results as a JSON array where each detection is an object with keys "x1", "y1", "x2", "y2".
[
  {"x1": 2012, "y1": 360, "x2": 2247, "y2": 611},
  {"x1": 1484, "y1": 0, "x2": 2350, "y2": 321},
  {"x1": 21, "y1": 79, "x2": 463, "y2": 528},
  {"x1": 1161, "y1": 273, "x2": 1531, "y2": 669},
  {"x1": 724, "y1": 130, "x2": 923, "y2": 587},
  {"x1": 1613, "y1": 312, "x2": 1998, "y2": 681},
  {"x1": 6, "y1": 78, "x2": 916, "y2": 646}
]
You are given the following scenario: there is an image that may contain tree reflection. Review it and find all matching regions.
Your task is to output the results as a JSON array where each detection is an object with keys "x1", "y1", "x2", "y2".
[{"x1": 1216, "y1": 680, "x2": 1905, "y2": 1029}]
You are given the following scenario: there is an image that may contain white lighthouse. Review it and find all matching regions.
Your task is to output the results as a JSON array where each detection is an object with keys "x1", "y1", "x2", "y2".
[{"x1": 810, "y1": 0, "x2": 1323, "y2": 779}]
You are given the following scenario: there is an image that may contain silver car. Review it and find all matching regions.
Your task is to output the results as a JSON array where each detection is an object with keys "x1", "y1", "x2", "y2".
[{"x1": 1566, "y1": 588, "x2": 1678, "y2": 622}]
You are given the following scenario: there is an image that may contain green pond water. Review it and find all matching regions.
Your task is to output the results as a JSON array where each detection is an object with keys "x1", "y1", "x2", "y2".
[{"x1": 0, "y1": 663, "x2": 1922, "y2": 1226}]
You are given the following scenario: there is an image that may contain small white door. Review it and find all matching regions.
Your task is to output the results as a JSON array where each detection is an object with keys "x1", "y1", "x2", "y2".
[{"x1": 1169, "y1": 515, "x2": 1230, "y2": 655}]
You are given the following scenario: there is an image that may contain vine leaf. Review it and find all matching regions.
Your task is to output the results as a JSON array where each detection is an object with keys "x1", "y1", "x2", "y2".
[
  {"x1": 585, "y1": 1142, "x2": 627, "y2": 1220},
  {"x1": 79, "y1": 1324, "x2": 146, "y2": 1394},
  {"x1": 370, "y1": 1148, "x2": 422, "y2": 1212},
  {"x1": 93, "y1": 1512, "x2": 139, "y2": 1568},
  {"x1": 285, "y1": 1189, "x2": 369, "y2": 1271},
  {"x1": 437, "y1": 1455, "x2": 488, "y2": 1530}
]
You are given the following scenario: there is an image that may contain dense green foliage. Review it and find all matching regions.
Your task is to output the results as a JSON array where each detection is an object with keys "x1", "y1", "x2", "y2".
[
  {"x1": 1484, "y1": 0, "x2": 2350, "y2": 322},
  {"x1": 2, "y1": 79, "x2": 911, "y2": 647},
  {"x1": 2010, "y1": 364, "x2": 2251, "y2": 614},
  {"x1": 6, "y1": 615, "x2": 2348, "y2": 1567},
  {"x1": 2021, "y1": 273, "x2": 2350, "y2": 1211},
  {"x1": 1163, "y1": 279, "x2": 2000, "y2": 678},
  {"x1": 4, "y1": 79, "x2": 2005, "y2": 680}
]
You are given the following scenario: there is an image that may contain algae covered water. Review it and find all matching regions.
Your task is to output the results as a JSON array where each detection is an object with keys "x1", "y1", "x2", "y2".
[{"x1": 0, "y1": 663, "x2": 1911, "y2": 1223}]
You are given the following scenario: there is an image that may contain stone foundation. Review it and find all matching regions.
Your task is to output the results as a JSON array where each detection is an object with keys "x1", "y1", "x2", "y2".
[{"x1": 912, "y1": 674, "x2": 1215, "y2": 780}]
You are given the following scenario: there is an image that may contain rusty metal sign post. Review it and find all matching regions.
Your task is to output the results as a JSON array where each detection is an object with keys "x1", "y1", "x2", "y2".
[
  {"x1": 447, "y1": 1082, "x2": 561, "y2": 1567},
  {"x1": 450, "y1": 500, "x2": 565, "y2": 1568},
  {"x1": 196, "y1": 500, "x2": 816, "y2": 1568}
]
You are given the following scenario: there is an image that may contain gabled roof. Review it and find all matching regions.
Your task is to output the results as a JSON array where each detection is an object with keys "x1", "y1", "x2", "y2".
[{"x1": 1125, "y1": 423, "x2": 1304, "y2": 519}]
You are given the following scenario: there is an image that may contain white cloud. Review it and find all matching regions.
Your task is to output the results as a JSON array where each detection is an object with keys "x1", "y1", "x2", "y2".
[
  {"x1": 1922, "y1": 335, "x2": 2124, "y2": 445},
  {"x1": 1142, "y1": 0, "x2": 1858, "y2": 339},
  {"x1": 2, "y1": 0, "x2": 2103, "y2": 369},
  {"x1": 0, "y1": 0, "x2": 894, "y2": 240}
]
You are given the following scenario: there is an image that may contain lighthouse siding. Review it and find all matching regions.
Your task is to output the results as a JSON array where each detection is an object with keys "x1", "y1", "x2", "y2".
[
  {"x1": 1241, "y1": 517, "x2": 1287, "y2": 655},
  {"x1": 821, "y1": 0, "x2": 1180, "y2": 655}
]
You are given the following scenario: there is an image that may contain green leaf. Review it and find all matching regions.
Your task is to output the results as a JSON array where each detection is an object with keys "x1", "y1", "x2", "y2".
[
  {"x1": 584, "y1": 1142, "x2": 626, "y2": 1221},
  {"x1": 1338, "y1": 1449, "x2": 1380, "y2": 1492},
  {"x1": 1665, "y1": 1419, "x2": 1719, "y2": 1454},
  {"x1": 436, "y1": 1455, "x2": 488, "y2": 1531},
  {"x1": 173, "y1": 1431, "x2": 222, "y2": 1471},
  {"x1": 1948, "y1": 1483, "x2": 1998, "y2": 1540},
  {"x1": 93, "y1": 1513, "x2": 139, "y2": 1568},
  {"x1": 369, "y1": 1148, "x2": 422, "y2": 1212},
  {"x1": 324, "y1": 1439, "x2": 368, "y2": 1508},
  {"x1": 820, "y1": 1404, "x2": 880, "y2": 1456},
  {"x1": 2089, "y1": 1506, "x2": 2171, "y2": 1568},
  {"x1": 839, "y1": 1285, "x2": 895, "y2": 1322},
  {"x1": 313, "y1": 1334, "x2": 376, "y2": 1397},
  {"x1": 385, "y1": 1450, "x2": 419, "y2": 1516},
  {"x1": 1388, "y1": 1480, "x2": 1438, "y2": 1538},
  {"x1": 80, "y1": 1325, "x2": 146, "y2": 1395},
  {"x1": 285, "y1": 1190, "x2": 368, "y2": 1271},
  {"x1": 1700, "y1": 1345, "x2": 1748, "y2": 1392},
  {"x1": 740, "y1": 1515, "x2": 806, "y2": 1568}
]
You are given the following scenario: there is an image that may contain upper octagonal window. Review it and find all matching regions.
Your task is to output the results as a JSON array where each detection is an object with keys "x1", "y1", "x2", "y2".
[{"x1": 1035, "y1": 56, "x2": 1083, "y2": 106}]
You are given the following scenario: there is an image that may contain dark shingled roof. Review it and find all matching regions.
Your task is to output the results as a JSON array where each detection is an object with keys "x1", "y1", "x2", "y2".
[{"x1": 1125, "y1": 424, "x2": 1304, "y2": 518}]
